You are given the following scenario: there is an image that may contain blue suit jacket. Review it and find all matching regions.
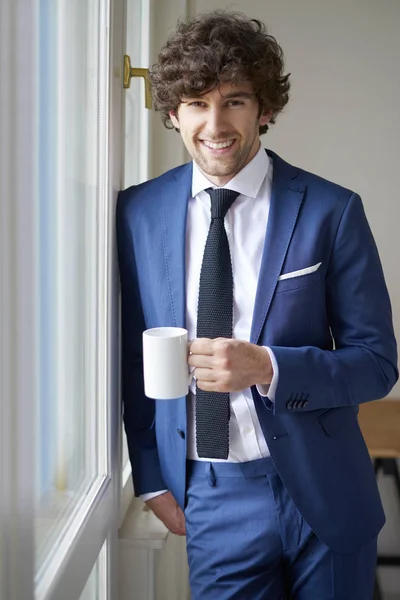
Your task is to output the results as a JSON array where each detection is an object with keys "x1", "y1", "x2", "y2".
[{"x1": 116, "y1": 149, "x2": 398, "y2": 553}]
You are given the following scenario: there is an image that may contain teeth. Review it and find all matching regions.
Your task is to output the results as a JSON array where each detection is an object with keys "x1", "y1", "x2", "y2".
[{"x1": 203, "y1": 140, "x2": 234, "y2": 149}]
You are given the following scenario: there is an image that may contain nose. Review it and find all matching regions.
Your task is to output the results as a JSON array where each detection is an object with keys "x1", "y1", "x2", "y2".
[{"x1": 205, "y1": 105, "x2": 228, "y2": 138}]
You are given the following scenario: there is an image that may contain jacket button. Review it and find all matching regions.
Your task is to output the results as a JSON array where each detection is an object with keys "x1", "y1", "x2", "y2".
[{"x1": 177, "y1": 429, "x2": 185, "y2": 439}]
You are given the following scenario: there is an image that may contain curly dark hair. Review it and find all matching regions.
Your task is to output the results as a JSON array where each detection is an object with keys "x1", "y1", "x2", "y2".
[{"x1": 149, "y1": 11, "x2": 290, "y2": 135}]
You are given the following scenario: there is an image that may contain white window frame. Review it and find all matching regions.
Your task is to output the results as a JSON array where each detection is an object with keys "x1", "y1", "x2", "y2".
[
  {"x1": 0, "y1": 0, "x2": 38, "y2": 597},
  {"x1": 119, "y1": 0, "x2": 152, "y2": 528},
  {"x1": 0, "y1": 0, "x2": 126, "y2": 598}
]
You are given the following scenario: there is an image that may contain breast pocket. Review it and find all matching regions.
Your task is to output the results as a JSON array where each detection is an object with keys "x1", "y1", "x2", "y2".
[
  {"x1": 267, "y1": 265, "x2": 326, "y2": 346},
  {"x1": 275, "y1": 265, "x2": 323, "y2": 295}
]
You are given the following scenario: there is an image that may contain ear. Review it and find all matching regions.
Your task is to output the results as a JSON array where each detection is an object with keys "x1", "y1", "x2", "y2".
[
  {"x1": 169, "y1": 110, "x2": 180, "y2": 129},
  {"x1": 259, "y1": 110, "x2": 273, "y2": 127}
]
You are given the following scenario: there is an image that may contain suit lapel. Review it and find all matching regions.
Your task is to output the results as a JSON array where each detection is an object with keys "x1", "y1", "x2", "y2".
[
  {"x1": 160, "y1": 163, "x2": 192, "y2": 328},
  {"x1": 159, "y1": 153, "x2": 304, "y2": 340},
  {"x1": 250, "y1": 150, "x2": 305, "y2": 344}
]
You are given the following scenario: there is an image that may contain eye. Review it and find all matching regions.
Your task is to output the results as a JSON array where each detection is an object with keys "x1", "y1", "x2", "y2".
[
  {"x1": 187, "y1": 101, "x2": 207, "y2": 108},
  {"x1": 226, "y1": 100, "x2": 245, "y2": 107}
]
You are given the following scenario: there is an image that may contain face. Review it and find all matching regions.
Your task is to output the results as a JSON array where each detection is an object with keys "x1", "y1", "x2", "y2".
[{"x1": 169, "y1": 82, "x2": 272, "y2": 187}]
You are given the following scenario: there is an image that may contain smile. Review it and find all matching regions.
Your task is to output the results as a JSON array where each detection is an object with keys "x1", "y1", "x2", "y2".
[{"x1": 202, "y1": 140, "x2": 235, "y2": 150}]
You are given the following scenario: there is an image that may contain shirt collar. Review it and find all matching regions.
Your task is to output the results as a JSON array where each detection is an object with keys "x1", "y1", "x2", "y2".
[{"x1": 191, "y1": 144, "x2": 270, "y2": 199}]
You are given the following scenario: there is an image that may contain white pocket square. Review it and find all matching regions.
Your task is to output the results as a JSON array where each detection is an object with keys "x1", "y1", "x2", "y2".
[{"x1": 278, "y1": 262, "x2": 322, "y2": 281}]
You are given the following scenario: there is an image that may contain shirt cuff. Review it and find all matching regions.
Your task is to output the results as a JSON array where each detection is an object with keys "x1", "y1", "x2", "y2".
[
  {"x1": 140, "y1": 489, "x2": 169, "y2": 503},
  {"x1": 256, "y1": 347, "x2": 279, "y2": 402}
]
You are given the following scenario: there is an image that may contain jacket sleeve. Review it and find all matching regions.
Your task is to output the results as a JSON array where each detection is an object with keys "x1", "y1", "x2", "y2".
[
  {"x1": 116, "y1": 190, "x2": 167, "y2": 495},
  {"x1": 270, "y1": 192, "x2": 398, "y2": 414}
]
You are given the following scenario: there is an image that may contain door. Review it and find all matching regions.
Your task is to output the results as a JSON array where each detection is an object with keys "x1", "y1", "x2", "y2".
[{"x1": 0, "y1": 0, "x2": 151, "y2": 597}]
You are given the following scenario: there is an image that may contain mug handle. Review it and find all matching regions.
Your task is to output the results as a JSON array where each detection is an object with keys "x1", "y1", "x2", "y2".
[{"x1": 187, "y1": 342, "x2": 194, "y2": 388}]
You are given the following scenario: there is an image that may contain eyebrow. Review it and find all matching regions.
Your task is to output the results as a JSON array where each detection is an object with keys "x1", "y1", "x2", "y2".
[
  {"x1": 219, "y1": 92, "x2": 255, "y2": 100},
  {"x1": 183, "y1": 91, "x2": 255, "y2": 102}
]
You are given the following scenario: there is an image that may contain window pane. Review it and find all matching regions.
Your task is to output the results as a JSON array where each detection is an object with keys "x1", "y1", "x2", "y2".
[{"x1": 35, "y1": 0, "x2": 108, "y2": 570}]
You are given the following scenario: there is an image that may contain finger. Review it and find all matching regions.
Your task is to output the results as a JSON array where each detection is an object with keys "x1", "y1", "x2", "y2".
[
  {"x1": 194, "y1": 368, "x2": 216, "y2": 382},
  {"x1": 173, "y1": 509, "x2": 186, "y2": 535},
  {"x1": 189, "y1": 338, "x2": 214, "y2": 355},
  {"x1": 168, "y1": 522, "x2": 185, "y2": 536},
  {"x1": 196, "y1": 380, "x2": 225, "y2": 393},
  {"x1": 188, "y1": 354, "x2": 213, "y2": 368}
]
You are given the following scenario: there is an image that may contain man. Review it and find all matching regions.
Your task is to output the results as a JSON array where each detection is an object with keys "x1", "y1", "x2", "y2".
[{"x1": 117, "y1": 11, "x2": 398, "y2": 599}]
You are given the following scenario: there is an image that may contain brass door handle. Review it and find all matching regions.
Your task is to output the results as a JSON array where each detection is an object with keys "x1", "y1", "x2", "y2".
[{"x1": 123, "y1": 55, "x2": 152, "y2": 109}]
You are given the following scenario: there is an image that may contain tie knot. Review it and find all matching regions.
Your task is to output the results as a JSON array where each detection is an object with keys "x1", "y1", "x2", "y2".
[{"x1": 206, "y1": 188, "x2": 240, "y2": 219}]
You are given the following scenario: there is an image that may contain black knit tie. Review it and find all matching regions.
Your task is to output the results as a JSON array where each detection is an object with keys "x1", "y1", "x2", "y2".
[{"x1": 195, "y1": 188, "x2": 240, "y2": 459}]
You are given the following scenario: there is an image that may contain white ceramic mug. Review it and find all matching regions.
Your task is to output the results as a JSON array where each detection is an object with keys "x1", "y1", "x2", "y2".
[{"x1": 142, "y1": 327, "x2": 192, "y2": 400}]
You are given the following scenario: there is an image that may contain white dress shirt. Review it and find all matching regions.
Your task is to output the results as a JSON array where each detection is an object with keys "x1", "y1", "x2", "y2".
[{"x1": 141, "y1": 144, "x2": 279, "y2": 501}]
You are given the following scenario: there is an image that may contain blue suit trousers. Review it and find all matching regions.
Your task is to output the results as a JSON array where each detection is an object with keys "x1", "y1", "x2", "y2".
[{"x1": 185, "y1": 458, "x2": 377, "y2": 600}]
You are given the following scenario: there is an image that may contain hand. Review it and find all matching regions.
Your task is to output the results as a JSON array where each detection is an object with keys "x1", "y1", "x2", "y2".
[
  {"x1": 188, "y1": 338, "x2": 273, "y2": 393},
  {"x1": 145, "y1": 491, "x2": 186, "y2": 536}
]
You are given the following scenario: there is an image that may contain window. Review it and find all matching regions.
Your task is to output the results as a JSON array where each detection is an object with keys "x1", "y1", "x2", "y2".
[{"x1": 35, "y1": 0, "x2": 113, "y2": 585}]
